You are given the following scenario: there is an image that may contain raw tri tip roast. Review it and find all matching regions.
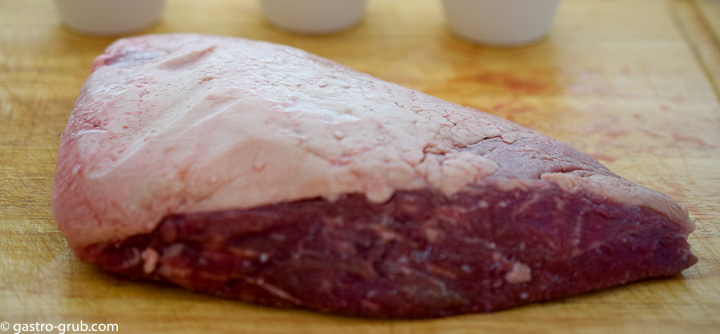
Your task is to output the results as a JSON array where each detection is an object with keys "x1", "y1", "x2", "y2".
[{"x1": 52, "y1": 34, "x2": 697, "y2": 318}]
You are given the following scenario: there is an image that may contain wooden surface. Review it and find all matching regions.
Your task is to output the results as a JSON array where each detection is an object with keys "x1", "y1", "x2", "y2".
[
  {"x1": 687, "y1": 0, "x2": 720, "y2": 95},
  {"x1": 693, "y1": 0, "x2": 720, "y2": 42},
  {"x1": 1, "y1": 0, "x2": 719, "y2": 333}
]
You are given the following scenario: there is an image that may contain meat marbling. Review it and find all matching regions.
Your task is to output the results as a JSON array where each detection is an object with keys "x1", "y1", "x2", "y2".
[{"x1": 52, "y1": 34, "x2": 697, "y2": 318}]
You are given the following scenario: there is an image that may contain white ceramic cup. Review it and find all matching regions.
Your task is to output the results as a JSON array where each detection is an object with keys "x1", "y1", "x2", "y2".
[
  {"x1": 55, "y1": 0, "x2": 166, "y2": 35},
  {"x1": 443, "y1": 0, "x2": 562, "y2": 46},
  {"x1": 259, "y1": 0, "x2": 368, "y2": 34}
]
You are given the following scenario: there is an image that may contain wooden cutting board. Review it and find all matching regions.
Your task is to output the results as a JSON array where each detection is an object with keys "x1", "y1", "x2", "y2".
[{"x1": 1, "y1": 0, "x2": 719, "y2": 333}]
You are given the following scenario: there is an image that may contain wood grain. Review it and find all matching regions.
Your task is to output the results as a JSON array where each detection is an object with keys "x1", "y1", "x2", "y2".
[
  {"x1": 693, "y1": 0, "x2": 720, "y2": 43},
  {"x1": 1, "y1": 0, "x2": 719, "y2": 333},
  {"x1": 684, "y1": 0, "x2": 720, "y2": 96}
]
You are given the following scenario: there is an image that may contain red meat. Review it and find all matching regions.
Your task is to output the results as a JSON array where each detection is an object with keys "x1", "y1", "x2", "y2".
[{"x1": 53, "y1": 34, "x2": 696, "y2": 317}]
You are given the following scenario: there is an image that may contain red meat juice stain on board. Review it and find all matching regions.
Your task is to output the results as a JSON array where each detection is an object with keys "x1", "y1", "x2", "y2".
[
  {"x1": 577, "y1": 115, "x2": 631, "y2": 140},
  {"x1": 671, "y1": 133, "x2": 714, "y2": 148},
  {"x1": 640, "y1": 128, "x2": 663, "y2": 139},
  {"x1": 621, "y1": 65, "x2": 632, "y2": 75},
  {"x1": 451, "y1": 71, "x2": 557, "y2": 95},
  {"x1": 489, "y1": 98, "x2": 536, "y2": 121}
]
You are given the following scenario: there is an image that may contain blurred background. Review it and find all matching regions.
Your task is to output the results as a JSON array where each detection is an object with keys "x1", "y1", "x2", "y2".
[{"x1": 1, "y1": 0, "x2": 719, "y2": 333}]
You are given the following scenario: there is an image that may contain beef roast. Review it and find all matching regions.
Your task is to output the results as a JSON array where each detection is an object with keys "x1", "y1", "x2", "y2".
[{"x1": 52, "y1": 34, "x2": 697, "y2": 318}]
